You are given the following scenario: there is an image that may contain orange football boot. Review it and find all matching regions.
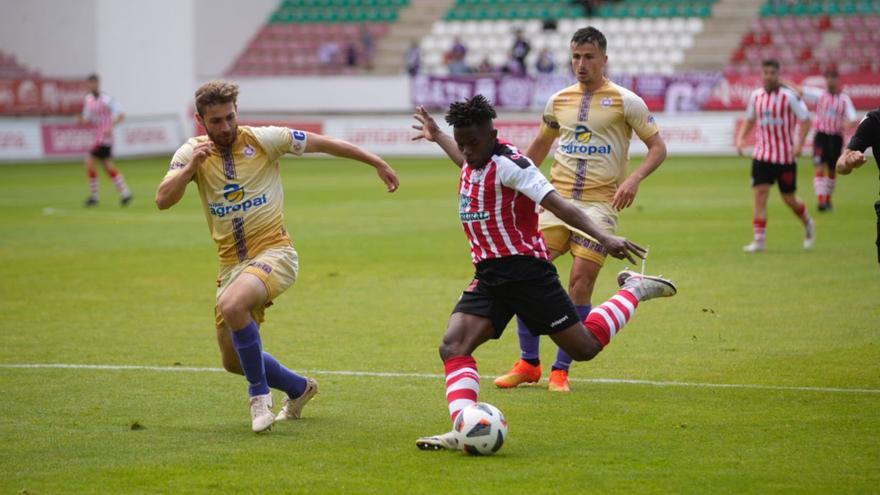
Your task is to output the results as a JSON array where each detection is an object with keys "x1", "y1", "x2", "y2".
[
  {"x1": 548, "y1": 369, "x2": 571, "y2": 392},
  {"x1": 493, "y1": 359, "x2": 542, "y2": 388}
]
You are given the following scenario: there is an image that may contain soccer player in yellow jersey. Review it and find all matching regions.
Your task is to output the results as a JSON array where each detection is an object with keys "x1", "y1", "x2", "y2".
[
  {"x1": 155, "y1": 81, "x2": 399, "y2": 432},
  {"x1": 494, "y1": 26, "x2": 668, "y2": 392}
]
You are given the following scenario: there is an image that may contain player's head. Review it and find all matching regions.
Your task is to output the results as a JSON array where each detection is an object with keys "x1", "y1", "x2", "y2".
[
  {"x1": 86, "y1": 73, "x2": 99, "y2": 95},
  {"x1": 195, "y1": 80, "x2": 239, "y2": 148},
  {"x1": 570, "y1": 27, "x2": 607, "y2": 87},
  {"x1": 446, "y1": 94, "x2": 498, "y2": 168},
  {"x1": 824, "y1": 66, "x2": 840, "y2": 92},
  {"x1": 761, "y1": 59, "x2": 781, "y2": 91}
]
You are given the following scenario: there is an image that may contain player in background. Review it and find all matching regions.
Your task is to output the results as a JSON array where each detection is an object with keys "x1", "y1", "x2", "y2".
[
  {"x1": 156, "y1": 80, "x2": 399, "y2": 432},
  {"x1": 78, "y1": 74, "x2": 132, "y2": 207},
  {"x1": 835, "y1": 109, "x2": 880, "y2": 263},
  {"x1": 411, "y1": 95, "x2": 676, "y2": 451},
  {"x1": 736, "y1": 59, "x2": 815, "y2": 253},
  {"x1": 800, "y1": 67, "x2": 858, "y2": 211}
]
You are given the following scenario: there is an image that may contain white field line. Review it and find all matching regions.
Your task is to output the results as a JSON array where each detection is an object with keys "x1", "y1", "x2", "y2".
[{"x1": 1, "y1": 363, "x2": 879, "y2": 395}]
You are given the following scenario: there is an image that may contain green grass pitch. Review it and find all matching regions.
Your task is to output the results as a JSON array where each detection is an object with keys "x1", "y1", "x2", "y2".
[{"x1": 1, "y1": 154, "x2": 878, "y2": 494}]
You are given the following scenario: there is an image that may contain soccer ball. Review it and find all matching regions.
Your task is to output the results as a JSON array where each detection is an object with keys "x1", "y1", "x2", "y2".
[{"x1": 453, "y1": 402, "x2": 508, "y2": 455}]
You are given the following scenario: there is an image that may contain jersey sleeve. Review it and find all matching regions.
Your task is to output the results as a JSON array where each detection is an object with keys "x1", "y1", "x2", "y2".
[
  {"x1": 539, "y1": 94, "x2": 561, "y2": 138},
  {"x1": 107, "y1": 96, "x2": 124, "y2": 117},
  {"x1": 623, "y1": 91, "x2": 660, "y2": 141},
  {"x1": 787, "y1": 91, "x2": 811, "y2": 121},
  {"x1": 496, "y1": 157, "x2": 556, "y2": 204},
  {"x1": 745, "y1": 91, "x2": 757, "y2": 121},
  {"x1": 251, "y1": 126, "x2": 309, "y2": 161},
  {"x1": 847, "y1": 111, "x2": 880, "y2": 152},
  {"x1": 163, "y1": 140, "x2": 195, "y2": 182}
]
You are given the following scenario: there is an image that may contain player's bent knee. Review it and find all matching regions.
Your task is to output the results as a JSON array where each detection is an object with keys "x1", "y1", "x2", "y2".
[{"x1": 222, "y1": 357, "x2": 244, "y2": 375}]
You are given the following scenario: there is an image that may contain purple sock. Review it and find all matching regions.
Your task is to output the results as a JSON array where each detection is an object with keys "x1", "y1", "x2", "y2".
[
  {"x1": 263, "y1": 352, "x2": 308, "y2": 398},
  {"x1": 231, "y1": 321, "x2": 270, "y2": 396},
  {"x1": 517, "y1": 317, "x2": 540, "y2": 361},
  {"x1": 553, "y1": 305, "x2": 591, "y2": 371}
]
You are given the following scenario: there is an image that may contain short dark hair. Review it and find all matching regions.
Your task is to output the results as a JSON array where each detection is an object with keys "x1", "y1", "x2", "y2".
[
  {"x1": 761, "y1": 59, "x2": 780, "y2": 70},
  {"x1": 445, "y1": 94, "x2": 497, "y2": 128},
  {"x1": 824, "y1": 65, "x2": 839, "y2": 77},
  {"x1": 571, "y1": 26, "x2": 607, "y2": 52},
  {"x1": 86, "y1": 73, "x2": 99, "y2": 82}
]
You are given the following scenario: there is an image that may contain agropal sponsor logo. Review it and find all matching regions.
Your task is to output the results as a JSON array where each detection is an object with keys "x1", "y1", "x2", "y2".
[
  {"x1": 209, "y1": 183, "x2": 268, "y2": 218},
  {"x1": 559, "y1": 124, "x2": 612, "y2": 156}
]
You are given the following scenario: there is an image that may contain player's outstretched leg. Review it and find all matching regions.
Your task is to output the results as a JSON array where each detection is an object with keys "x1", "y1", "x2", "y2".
[
  {"x1": 103, "y1": 161, "x2": 133, "y2": 206},
  {"x1": 494, "y1": 319, "x2": 542, "y2": 389},
  {"x1": 230, "y1": 321, "x2": 274, "y2": 432},
  {"x1": 262, "y1": 352, "x2": 318, "y2": 421}
]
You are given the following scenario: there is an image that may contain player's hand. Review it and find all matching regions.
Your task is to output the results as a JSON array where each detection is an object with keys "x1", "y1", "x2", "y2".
[
  {"x1": 612, "y1": 176, "x2": 640, "y2": 211},
  {"x1": 411, "y1": 106, "x2": 442, "y2": 143},
  {"x1": 599, "y1": 234, "x2": 646, "y2": 265},
  {"x1": 793, "y1": 143, "x2": 804, "y2": 157},
  {"x1": 845, "y1": 150, "x2": 867, "y2": 168},
  {"x1": 376, "y1": 163, "x2": 400, "y2": 192},
  {"x1": 735, "y1": 140, "x2": 744, "y2": 157},
  {"x1": 190, "y1": 141, "x2": 214, "y2": 167}
]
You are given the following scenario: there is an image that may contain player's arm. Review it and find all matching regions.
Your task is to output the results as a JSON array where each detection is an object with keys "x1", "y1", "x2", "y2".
[
  {"x1": 613, "y1": 132, "x2": 666, "y2": 211},
  {"x1": 541, "y1": 191, "x2": 645, "y2": 264},
  {"x1": 411, "y1": 106, "x2": 464, "y2": 167},
  {"x1": 525, "y1": 131, "x2": 555, "y2": 167},
  {"x1": 836, "y1": 114, "x2": 878, "y2": 175},
  {"x1": 736, "y1": 92, "x2": 758, "y2": 156},
  {"x1": 304, "y1": 133, "x2": 399, "y2": 192},
  {"x1": 155, "y1": 142, "x2": 210, "y2": 210},
  {"x1": 789, "y1": 91, "x2": 812, "y2": 157}
]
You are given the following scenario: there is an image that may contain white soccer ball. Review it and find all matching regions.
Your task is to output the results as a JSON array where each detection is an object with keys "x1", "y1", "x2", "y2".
[{"x1": 453, "y1": 402, "x2": 508, "y2": 455}]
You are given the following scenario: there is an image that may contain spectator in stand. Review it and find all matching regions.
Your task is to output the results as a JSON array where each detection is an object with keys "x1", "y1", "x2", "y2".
[
  {"x1": 450, "y1": 37, "x2": 467, "y2": 62},
  {"x1": 475, "y1": 57, "x2": 495, "y2": 75},
  {"x1": 360, "y1": 25, "x2": 375, "y2": 71},
  {"x1": 78, "y1": 73, "x2": 132, "y2": 207},
  {"x1": 446, "y1": 37, "x2": 470, "y2": 75},
  {"x1": 535, "y1": 48, "x2": 556, "y2": 74},
  {"x1": 512, "y1": 29, "x2": 531, "y2": 74},
  {"x1": 318, "y1": 41, "x2": 340, "y2": 69},
  {"x1": 405, "y1": 41, "x2": 421, "y2": 76},
  {"x1": 344, "y1": 36, "x2": 359, "y2": 68},
  {"x1": 501, "y1": 49, "x2": 526, "y2": 76}
]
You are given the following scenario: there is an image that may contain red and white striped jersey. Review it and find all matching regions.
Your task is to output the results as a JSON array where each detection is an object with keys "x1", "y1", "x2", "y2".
[
  {"x1": 82, "y1": 92, "x2": 123, "y2": 147},
  {"x1": 458, "y1": 141, "x2": 556, "y2": 264},
  {"x1": 745, "y1": 86, "x2": 811, "y2": 164},
  {"x1": 804, "y1": 87, "x2": 857, "y2": 136}
]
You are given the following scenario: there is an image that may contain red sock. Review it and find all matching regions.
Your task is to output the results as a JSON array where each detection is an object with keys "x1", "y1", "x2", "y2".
[
  {"x1": 794, "y1": 202, "x2": 811, "y2": 225},
  {"x1": 753, "y1": 218, "x2": 767, "y2": 244},
  {"x1": 87, "y1": 169, "x2": 99, "y2": 199},
  {"x1": 584, "y1": 290, "x2": 639, "y2": 347},
  {"x1": 444, "y1": 356, "x2": 479, "y2": 423}
]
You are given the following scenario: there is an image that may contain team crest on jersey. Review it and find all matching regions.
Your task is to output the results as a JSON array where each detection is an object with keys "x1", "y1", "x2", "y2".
[
  {"x1": 601, "y1": 97, "x2": 613, "y2": 107},
  {"x1": 243, "y1": 145, "x2": 256, "y2": 157},
  {"x1": 223, "y1": 183, "x2": 245, "y2": 202},
  {"x1": 469, "y1": 168, "x2": 485, "y2": 183}
]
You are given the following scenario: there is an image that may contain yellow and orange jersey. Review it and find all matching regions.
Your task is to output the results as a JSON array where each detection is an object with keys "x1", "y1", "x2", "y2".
[
  {"x1": 540, "y1": 79, "x2": 659, "y2": 202},
  {"x1": 164, "y1": 125, "x2": 308, "y2": 265}
]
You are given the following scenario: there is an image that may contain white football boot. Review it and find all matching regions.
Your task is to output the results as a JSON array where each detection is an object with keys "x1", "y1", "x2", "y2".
[
  {"x1": 616, "y1": 270, "x2": 677, "y2": 301},
  {"x1": 249, "y1": 393, "x2": 275, "y2": 433},
  {"x1": 742, "y1": 241, "x2": 766, "y2": 253},
  {"x1": 416, "y1": 431, "x2": 459, "y2": 451},
  {"x1": 803, "y1": 219, "x2": 816, "y2": 249},
  {"x1": 275, "y1": 377, "x2": 319, "y2": 421}
]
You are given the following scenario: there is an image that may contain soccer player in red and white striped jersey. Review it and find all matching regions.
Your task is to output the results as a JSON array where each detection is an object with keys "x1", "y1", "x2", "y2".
[
  {"x1": 803, "y1": 67, "x2": 858, "y2": 211},
  {"x1": 410, "y1": 96, "x2": 677, "y2": 451},
  {"x1": 736, "y1": 59, "x2": 815, "y2": 253},
  {"x1": 78, "y1": 73, "x2": 132, "y2": 207}
]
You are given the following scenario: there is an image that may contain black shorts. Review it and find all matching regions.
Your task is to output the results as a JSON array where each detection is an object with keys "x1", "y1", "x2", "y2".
[
  {"x1": 875, "y1": 201, "x2": 880, "y2": 264},
  {"x1": 751, "y1": 159, "x2": 797, "y2": 193},
  {"x1": 452, "y1": 256, "x2": 580, "y2": 339},
  {"x1": 90, "y1": 145, "x2": 112, "y2": 159},
  {"x1": 812, "y1": 132, "x2": 844, "y2": 168}
]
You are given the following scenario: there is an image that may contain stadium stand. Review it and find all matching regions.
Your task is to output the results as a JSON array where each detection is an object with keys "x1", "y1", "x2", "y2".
[
  {"x1": 0, "y1": 50, "x2": 39, "y2": 79},
  {"x1": 727, "y1": 1, "x2": 880, "y2": 75},
  {"x1": 226, "y1": 0, "x2": 410, "y2": 76}
]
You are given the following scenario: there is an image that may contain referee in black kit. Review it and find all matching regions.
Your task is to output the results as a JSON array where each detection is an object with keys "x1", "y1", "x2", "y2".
[{"x1": 836, "y1": 109, "x2": 880, "y2": 263}]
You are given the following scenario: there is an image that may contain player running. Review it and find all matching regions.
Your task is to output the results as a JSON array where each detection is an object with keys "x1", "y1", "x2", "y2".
[
  {"x1": 78, "y1": 73, "x2": 133, "y2": 207},
  {"x1": 736, "y1": 59, "x2": 815, "y2": 253},
  {"x1": 156, "y1": 80, "x2": 399, "y2": 432},
  {"x1": 414, "y1": 27, "x2": 667, "y2": 392},
  {"x1": 411, "y1": 95, "x2": 676, "y2": 451},
  {"x1": 801, "y1": 67, "x2": 858, "y2": 211}
]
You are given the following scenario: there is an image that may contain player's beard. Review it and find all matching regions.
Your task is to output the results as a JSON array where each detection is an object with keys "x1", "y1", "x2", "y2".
[{"x1": 209, "y1": 126, "x2": 237, "y2": 149}]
